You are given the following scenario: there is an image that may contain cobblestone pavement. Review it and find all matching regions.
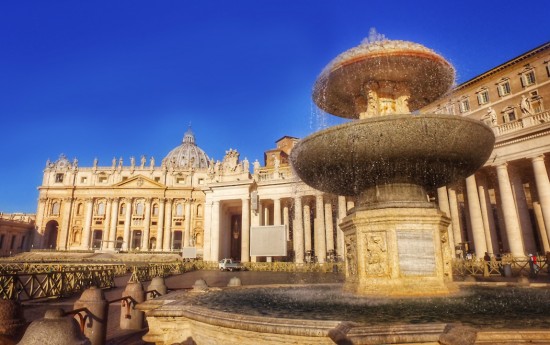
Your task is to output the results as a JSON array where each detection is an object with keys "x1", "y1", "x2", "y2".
[{"x1": 21, "y1": 270, "x2": 344, "y2": 345}]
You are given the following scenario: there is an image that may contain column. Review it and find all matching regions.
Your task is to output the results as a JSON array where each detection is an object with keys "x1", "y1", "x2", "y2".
[
  {"x1": 103, "y1": 198, "x2": 112, "y2": 250},
  {"x1": 203, "y1": 201, "x2": 212, "y2": 261},
  {"x1": 141, "y1": 198, "x2": 152, "y2": 250},
  {"x1": 496, "y1": 163, "x2": 525, "y2": 257},
  {"x1": 82, "y1": 198, "x2": 94, "y2": 250},
  {"x1": 336, "y1": 196, "x2": 347, "y2": 260},
  {"x1": 532, "y1": 155, "x2": 550, "y2": 249},
  {"x1": 315, "y1": 193, "x2": 326, "y2": 263},
  {"x1": 263, "y1": 204, "x2": 270, "y2": 225},
  {"x1": 448, "y1": 187, "x2": 463, "y2": 251},
  {"x1": 324, "y1": 199, "x2": 334, "y2": 254},
  {"x1": 259, "y1": 201, "x2": 264, "y2": 226},
  {"x1": 303, "y1": 201, "x2": 312, "y2": 252},
  {"x1": 283, "y1": 203, "x2": 290, "y2": 240},
  {"x1": 465, "y1": 175, "x2": 487, "y2": 257},
  {"x1": 509, "y1": 167, "x2": 536, "y2": 253},
  {"x1": 273, "y1": 198, "x2": 281, "y2": 226},
  {"x1": 122, "y1": 198, "x2": 132, "y2": 251},
  {"x1": 241, "y1": 197, "x2": 250, "y2": 262},
  {"x1": 293, "y1": 196, "x2": 304, "y2": 264},
  {"x1": 477, "y1": 175, "x2": 499, "y2": 254},
  {"x1": 162, "y1": 199, "x2": 173, "y2": 251},
  {"x1": 437, "y1": 186, "x2": 455, "y2": 256},
  {"x1": 59, "y1": 197, "x2": 74, "y2": 250},
  {"x1": 108, "y1": 198, "x2": 119, "y2": 249},
  {"x1": 211, "y1": 201, "x2": 220, "y2": 261},
  {"x1": 184, "y1": 199, "x2": 192, "y2": 247},
  {"x1": 156, "y1": 199, "x2": 165, "y2": 251},
  {"x1": 493, "y1": 188, "x2": 509, "y2": 252},
  {"x1": 533, "y1": 201, "x2": 550, "y2": 252}
]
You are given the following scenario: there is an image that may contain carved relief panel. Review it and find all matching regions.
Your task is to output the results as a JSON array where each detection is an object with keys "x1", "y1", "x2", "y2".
[{"x1": 364, "y1": 232, "x2": 389, "y2": 276}]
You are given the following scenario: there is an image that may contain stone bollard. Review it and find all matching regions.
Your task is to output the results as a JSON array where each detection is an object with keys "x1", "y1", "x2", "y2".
[
  {"x1": 147, "y1": 276, "x2": 167, "y2": 299},
  {"x1": 192, "y1": 279, "x2": 208, "y2": 292},
  {"x1": 120, "y1": 281, "x2": 145, "y2": 330},
  {"x1": 73, "y1": 286, "x2": 108, "y2": 345},
  {"x1": 0, "y1": 299, "x2": 26, "y2": 344},
  {"x1": 18, "y1": 308, "x2": 90, "y2": 345},
  {"x1": 227, "y1": 277, "x2": 242, "y2": 287}
]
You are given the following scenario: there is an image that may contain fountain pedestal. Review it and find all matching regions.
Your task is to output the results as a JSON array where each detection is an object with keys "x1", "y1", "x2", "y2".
[{"x1": 341, "y1": 205, "x2": 456, "y2": 296}]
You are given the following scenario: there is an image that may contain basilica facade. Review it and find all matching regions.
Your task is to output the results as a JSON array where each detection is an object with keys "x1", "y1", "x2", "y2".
[{"x1": 34, "y1": 41, "x2": 550, "y2": 262}]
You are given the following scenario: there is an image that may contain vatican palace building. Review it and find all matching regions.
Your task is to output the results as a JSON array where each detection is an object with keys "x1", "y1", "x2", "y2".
[{"x1": 31, "y1": 41, "x2": 550, "y2": 262}]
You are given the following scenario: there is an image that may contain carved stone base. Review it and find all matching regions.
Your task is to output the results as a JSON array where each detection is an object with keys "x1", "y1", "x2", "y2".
[{"x1": 341, "y1": 206, "x2": 457, "y2": 297}]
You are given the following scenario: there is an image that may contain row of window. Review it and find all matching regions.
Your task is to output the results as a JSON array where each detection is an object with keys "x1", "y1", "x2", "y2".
[
  {"x1": 437, "y1": 64, "x2": 548, "y2": 115},
  {"x1": 49, "y1": 200, "x2": 203, "y2": 218}
]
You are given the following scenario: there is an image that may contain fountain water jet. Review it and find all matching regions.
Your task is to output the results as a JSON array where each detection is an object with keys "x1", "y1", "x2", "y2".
[{"x1": 290, "y1": 38, "x2": 495, "y2": 296}]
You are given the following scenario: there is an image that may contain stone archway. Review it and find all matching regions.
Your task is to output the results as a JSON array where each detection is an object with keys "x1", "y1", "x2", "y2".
[{"x1": 44, "y1": 220, "x2": 59, "y2": 249}]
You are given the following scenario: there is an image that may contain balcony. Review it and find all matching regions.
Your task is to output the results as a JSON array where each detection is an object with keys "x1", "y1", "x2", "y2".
[{"x1": 495, "y1": 110, "x2": 550, "y2": 136}]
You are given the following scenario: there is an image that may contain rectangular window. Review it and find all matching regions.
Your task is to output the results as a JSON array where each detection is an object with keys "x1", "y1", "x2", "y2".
[
  {"x1": 154, "y1": 177, "x2": 160, "y2": 182},
  {"x1": 0, "y1": 234, "x2": 4, "y2": 248},
  {"x1": 118, "y1": 220, "x2": 124, "y2": 225},
  {"x1": 198, "y1": 178, "x2": 204, "y2": 185},
  {"x1": 98, "y1": 176, "x2": 108, "y2": 183},
  {"x1": 498, "y1": 81, "x2": 511, "y2": 96},
  {"x1": 80, "y1": 176, "x2": 87, "y2": 184},
  {"x1": 504, "y1": 110, "x2": 516, "y2": 123},
  {"x1": 522, "y1": 71, "x2": 536, "y2": 87},
  {"x1": 10, "y1": 236, "x2": 16, "y2": 250},
  {"x1": 20, "y1": 236, "x2": 25, "y2": 249},
  {"x1": 176, "y1": 177, "x2": 185, "y2": 184},
  {"x1": 152, "y1": 221, "x2": 157, "y2": 225},
  {"x1": 459, "y1": 99, "x2": 470, "y2": 113},
  {"x1": 55, "y1": 173, "x2": 64, "y2": 183},
  {"x1": 122, "y1": 176, "x2": 128, "y2": 181},
  {"x1": 477, "y1": 90, "x2": 489, "y2": 105}
]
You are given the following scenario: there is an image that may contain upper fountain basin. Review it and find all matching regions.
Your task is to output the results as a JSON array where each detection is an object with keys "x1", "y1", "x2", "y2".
[
  {"x1": 290, "y1": 114, "x2": 495, "y2": 196},
  {"x1": 313, "y1": 40, "x2": 455, "y2": 118}
]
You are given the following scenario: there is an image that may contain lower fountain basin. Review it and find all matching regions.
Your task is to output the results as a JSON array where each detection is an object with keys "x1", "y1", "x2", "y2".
[
  {"x1": 140, "y1": 283, "x2": 550, "y2": 345},
  {"x1": 290, "y1": 114, "x2": 495, "y2": 197}
]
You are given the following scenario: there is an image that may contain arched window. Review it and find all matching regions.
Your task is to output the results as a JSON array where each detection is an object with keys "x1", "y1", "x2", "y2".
[
  {"x1": 119, "y1": 203, "x2": 126, "y2": 215},
  {"x1": 196, "y1": 204, "x2": 202, "y2": 216},
  {"x1": 97, "y1": 202, "x2": 105, "y2": 216},
  {"x1": 51, "y1": 202, "x2": 60, "y2": 216},
  {"x1": 136, "y1": 202, "x2": 144, "y2": 216},
  {"x1": 76, "y1": 203, "x2": 84, "y2": 216},
  {"x1": 176, "y1": 203, "x2": 183, "y2": 216},
  {"x1": 152, "y1": 204, "x2": 159, "y2": 216}
]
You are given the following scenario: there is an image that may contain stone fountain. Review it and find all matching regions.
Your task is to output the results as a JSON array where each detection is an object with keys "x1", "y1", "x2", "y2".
[
  {"x1": 290, "y1": 37, "x2": 495, "y2": 296},
  {"x1": 138, "y1": 38, "x2": 550, "y2": 345}
]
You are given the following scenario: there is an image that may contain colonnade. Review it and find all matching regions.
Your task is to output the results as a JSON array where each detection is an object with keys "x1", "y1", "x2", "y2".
[
  {"x1": 439, "y1": 155, "x2": 550, "y2": 258},
  {"x1": 204, "y1": 192, "x2": 353, "y2": 264}
]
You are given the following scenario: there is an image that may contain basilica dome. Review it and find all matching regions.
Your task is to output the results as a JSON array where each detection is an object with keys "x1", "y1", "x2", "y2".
[{"x1": 163, "y1": 127, "x2": 210, "y2": 169}]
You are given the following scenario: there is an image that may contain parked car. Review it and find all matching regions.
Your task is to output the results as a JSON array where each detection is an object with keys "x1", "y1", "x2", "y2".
[{"x1": 218, "y1": 258, "x2": 245, "y2": 271}]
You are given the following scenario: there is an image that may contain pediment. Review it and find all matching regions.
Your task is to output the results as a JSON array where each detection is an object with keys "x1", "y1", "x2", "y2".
[{"x1": 113, "y1": 175, "x2": 165, "y2": 189}]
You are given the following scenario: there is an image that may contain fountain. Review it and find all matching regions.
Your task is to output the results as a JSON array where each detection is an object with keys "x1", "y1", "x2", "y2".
[
  {"x1": 138, "y1": 37, "x2": 550, "y2": 345},
  {"x1": 290, "y1": 36, "x2": 494, "y2": 296}
]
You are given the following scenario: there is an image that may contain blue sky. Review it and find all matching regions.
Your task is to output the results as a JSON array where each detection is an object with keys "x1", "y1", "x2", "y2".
[{"x1": 1, "y1": 1, "x2": 548, "y2": 213}]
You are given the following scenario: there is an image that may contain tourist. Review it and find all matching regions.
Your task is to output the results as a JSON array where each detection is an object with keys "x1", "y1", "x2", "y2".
[{"x1": 528, "y1": 254, "x2": 540, "y2": 277}]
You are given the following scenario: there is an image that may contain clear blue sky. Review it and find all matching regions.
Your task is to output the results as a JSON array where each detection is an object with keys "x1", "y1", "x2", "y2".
[{"x1": 1, "y1": 1, "x2": 548, "y2": 213}]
